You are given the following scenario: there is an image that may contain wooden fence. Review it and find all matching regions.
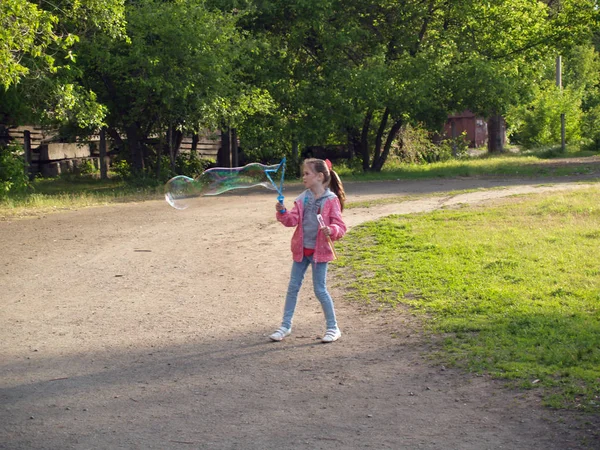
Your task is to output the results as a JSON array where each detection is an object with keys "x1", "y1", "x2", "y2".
[
  {"x1": 5, "y1": 125, "x2": 53, "y2": 149},
  {"x1": 179, "y1": 133, "x2": 221, "y2": 159},
  {"x1": 2, "y1": 125, "x2": 221, "y2": 177}
]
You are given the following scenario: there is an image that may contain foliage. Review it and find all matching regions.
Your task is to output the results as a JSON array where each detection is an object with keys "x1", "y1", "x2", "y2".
[
  {"x1": 507, "y1": 81, "x2": 584, "y2": 148},
  {"x1": 176, "y1": 153, "x2": 214, "y2": 178},
  {"x1": 2, "y1": 149, "x2": 599, "y2": 216},
  {"x1": 394, "y1": 124, "x2": 468, "y2": 164},
  {"x1": 110, "y1": 151, "x2": 213, "y2": 185},
  {"x1": 236, "y1": 113, "x2": 289, "y2": 163},
  {"x1": 582, "y1": 103, "x2": 600, "y2": 150},
  {"x1": 506, "y1": 43, "x2": 600, "y2": 149},
  {"x1": 0, "y1": 0, "x2": 125, "y2": 128},
  {"x1": 110, "y1": 159, "x2": 131, "y2": 180},
  {"x1": 393, "y1": 125, "x2": 435, "y2": 164},
  {"x1": 571, "y1": 44, "x2": 600, "y2": 150},
  {"x1": 110, "y1": 157, "x2": 165, "y2": 188},
  {"x1": 228, "y1": 0, "x2": 597, "y2": 172},
  {"x1": 77, "y1": 0, "x2": 247, "y2": 171},
  {"x1": 2, "y1": 0, "x2": 598, "y2": 178},
  {"x1": 47, "y1": 84, "x2": 108, "y2": 132},
  {"x1": 0, "y1": 0, "x2": 59, "y2": 90},
  {"x1": 154, "y1": 156, "x2": 175, "y2": 183},
  {"x1": 0, "y1": 144, "x2": 30, "y2": 198},
  {"x1": 439, "y1": 135, "x2": 470, "y2": 161},
  {"x1": 336, "y1": 187, "x2": 600, "y2": 410}
]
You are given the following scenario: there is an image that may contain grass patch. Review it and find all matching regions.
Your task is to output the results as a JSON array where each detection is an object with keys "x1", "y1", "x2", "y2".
[
  {"x1": 335, "y1": 186, "x2": 600, "y2": 411},
  {"x1": 335, "y1": 153, "x2": 600, "y2": 181},
  {"x1": 346, "y1": 195, "x2": 414, "y2": 209},
  {"x1": 0, "y1": 176, "x2": 163, "y2": 219},
  {"x1": 344, "y1": 188, "x2": 491, "y2": 210},
  {"x1": 1, "y1": 151, "x2": 599, "y2": 219}
]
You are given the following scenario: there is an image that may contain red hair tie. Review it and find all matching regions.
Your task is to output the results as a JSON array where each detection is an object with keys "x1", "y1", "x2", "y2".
[{"x1": 325, "y1": 159, "x2": 332, "y2": 171}]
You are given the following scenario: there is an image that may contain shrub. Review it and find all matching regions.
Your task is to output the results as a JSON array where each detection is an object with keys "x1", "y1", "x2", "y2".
[
  {"x1": 394, "y1": 124, "x2": 468, "y2": 164},
  {"x1": 581, "y1": 103, "x2": 600, "y2": 151},
  {"x1": 507, "y1": 82, "x2": 583, "y2": 148},
  {"x1": 439, "y1": 133, "x2": 470, "y2": 160},
  {"x1": 0, "y1": 144, "x2": 30, "y2": 199},
  {"x1": 111, "y1": 158, "x2": 131, "y2": 180},
  {"x1": 176, "y1": 152, "x2": 213, "y2": 178},
  {"x1": 79, "y1": 159, "x2": 98, "y2": 175}
]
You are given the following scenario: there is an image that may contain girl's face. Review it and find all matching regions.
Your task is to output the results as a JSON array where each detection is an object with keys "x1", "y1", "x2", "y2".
[{"x1": 302, "y1": 164, "x2": 323, "y2": 190}]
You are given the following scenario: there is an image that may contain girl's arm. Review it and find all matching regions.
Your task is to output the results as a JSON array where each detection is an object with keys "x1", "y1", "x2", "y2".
[
  {"x1": 276, "y1": 200, "x2": 300, "y2": 227},
  {"x1": 324, "y1": 199, "x2": 346, "y2": 241}
]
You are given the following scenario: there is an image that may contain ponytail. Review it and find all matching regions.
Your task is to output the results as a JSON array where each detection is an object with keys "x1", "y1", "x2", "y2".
[{"x1": 329, "y1": 169, "x2": 346, "y2": 211}]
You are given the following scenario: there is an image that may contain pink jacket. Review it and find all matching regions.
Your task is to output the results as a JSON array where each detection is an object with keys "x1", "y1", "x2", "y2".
[{"x1": 276, "y1": 190, "x2": 347, "y2": 263}]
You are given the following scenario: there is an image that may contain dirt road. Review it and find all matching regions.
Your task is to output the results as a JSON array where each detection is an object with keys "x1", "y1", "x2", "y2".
[{"x1": 1, "y1": 174, "x2": 599, "y2": 449}]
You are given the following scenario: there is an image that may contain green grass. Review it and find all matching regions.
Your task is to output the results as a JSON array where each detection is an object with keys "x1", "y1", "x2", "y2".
[
  {"x1": 335, "y1": 152, "x2": 600, "y2": 181},
  {"x1": 1, "y1": 151, "x2": 599, "y2": 219},
  {"x1": 0, "y1": 176, "x2": 162, "y2": 219},
  {"x1": 335, "y1": 186, "x2": 600, "y2": 411}
]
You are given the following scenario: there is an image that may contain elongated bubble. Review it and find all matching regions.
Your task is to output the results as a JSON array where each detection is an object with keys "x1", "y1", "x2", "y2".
[{"x1": 165, "y1": 160, "x2": 285, "y2": 210}]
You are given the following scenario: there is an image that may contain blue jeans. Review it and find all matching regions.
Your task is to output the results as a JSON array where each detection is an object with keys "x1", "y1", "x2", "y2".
[{"x1": 281, "y1": 255, "x2": 338, "y2": 330}]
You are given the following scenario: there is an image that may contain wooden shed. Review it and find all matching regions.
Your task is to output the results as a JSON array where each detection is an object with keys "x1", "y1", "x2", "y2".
[{"x1": 444, "y1": 110, "x2": 488, "y2": 148}]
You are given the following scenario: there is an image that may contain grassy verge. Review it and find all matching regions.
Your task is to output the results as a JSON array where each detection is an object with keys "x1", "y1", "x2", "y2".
[
  {"x1": 0, "y1": 176, "x2": 162, "y2": 219},
  {"x1": 336, "y1": 152, "x2": 600, "y2": 181},
  {"x1": 335, "y1": 186, "x2": 600, "y2": 411},
  {"x1": 1, "y1": 151, "x2": 599, "y2": 219}
]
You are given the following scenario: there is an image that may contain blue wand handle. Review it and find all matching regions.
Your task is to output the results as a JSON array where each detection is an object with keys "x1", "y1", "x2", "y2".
[{"x1": 277, "y1": 194, "x2": 286, "y2": 213}]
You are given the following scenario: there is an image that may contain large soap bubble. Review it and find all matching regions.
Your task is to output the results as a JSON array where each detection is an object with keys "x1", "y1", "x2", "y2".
[{"x1": 165, "y1": 159, "x2": 286, "y2": 210}]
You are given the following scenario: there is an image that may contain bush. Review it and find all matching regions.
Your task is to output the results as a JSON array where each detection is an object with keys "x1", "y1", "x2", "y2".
[
  {"x1": 507, "y1": 82, "x2": 583, "y2": 148},
  {"x1": 155, "y1": 155, "x2": 174, "y2": 182},
  {"x1": 110, "y1": 152, "x2": 213, "y2": 187},
  {"x1": 79, "y1": 159, "x2": 98, "y2": 175},
  {"x1": 111, "y1": 158, "x2": 158, "y2": 187},
  {"x1": 394, "y1": 124, "x2": 468, "y2": 164},
  {"x1": 0, "y1": 144, "x2": 30, "y2": 199},
  {"x1": 581, "y1": 103, "x2": 600, "y2": 151},
  {"x1": 111, "y1": 158, "x2": 131, "y2": 180},
  {"x1": 439, "y1": 133, "x2": 470, "y2": 160},
  {"x1": 176, "y1": 152, "x2": 213, "y2": 178},
  {"x1": 336, "y1": 154, "x2": 364, "y2": 174}
]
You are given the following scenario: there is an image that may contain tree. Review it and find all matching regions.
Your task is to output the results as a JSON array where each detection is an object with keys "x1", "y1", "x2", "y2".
[
  {"x1": 0, "y1": 0, "x2": 125, "y2": 128},
  {"x1": 506, "y1": 43, "x2": 600, "y2": 148},
  {"x1": 227, "y1": 0, "x2": 597, "y2": 170},
  {"x1": 447, "y1": 0, "x2": 598, "y2": 153},
  {"x1": 567, "y1": 43, "x2": 600, "y2": 149},
  {"x1": 76, "y1": 0, "x2": 245, "y2": 173},
  {"x1": 0, "y1": 0, "x2": 59, "y2": 90}
]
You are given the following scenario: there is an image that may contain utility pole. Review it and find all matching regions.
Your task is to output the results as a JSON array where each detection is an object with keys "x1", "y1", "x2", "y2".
[{"x1": 556, "y1": 55, "x2": 566, "y2": 151}]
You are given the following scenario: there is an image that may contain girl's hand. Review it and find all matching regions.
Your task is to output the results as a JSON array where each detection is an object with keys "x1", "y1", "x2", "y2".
[
  {"x1": 276, "y1": 202, "x2": 286, "y2": 212},
  {"x1": 320, "y1": 225, "x2": 331, "y2": 237}
]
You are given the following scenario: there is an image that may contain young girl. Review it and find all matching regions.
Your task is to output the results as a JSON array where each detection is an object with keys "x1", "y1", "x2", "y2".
[{"x1": 270, "y1": 158, "x2": 347, "y2": 343}]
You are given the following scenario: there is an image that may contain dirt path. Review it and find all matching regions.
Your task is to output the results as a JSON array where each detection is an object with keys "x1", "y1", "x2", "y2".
[{"x1": 1, "y1": 174, "x2": 599, "y2": 450}]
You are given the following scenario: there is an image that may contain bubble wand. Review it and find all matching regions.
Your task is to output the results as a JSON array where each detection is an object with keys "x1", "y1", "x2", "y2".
[
  {"x1": 317, "y1": 213, "x2": 337, "y2": 260},
  {"x1": 165, "y1": 157, "x2": 286, "y2": 210},
  {"x1": 265, "y1": 157, "x2": 286, "y2": 211}
]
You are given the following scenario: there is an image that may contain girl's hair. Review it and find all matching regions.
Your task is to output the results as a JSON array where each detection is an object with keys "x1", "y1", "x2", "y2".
[{"x1": 304, "y1": 158, "x2": 346, "y2": 211}]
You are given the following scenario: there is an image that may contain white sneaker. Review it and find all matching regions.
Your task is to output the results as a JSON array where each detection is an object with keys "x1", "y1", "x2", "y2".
[
  {"x1": 269, "y1": 327, "x2": 291, "y2": 342},
  {"x1": 322, "y1": 328, "x2": 341, "y2": 343}
]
